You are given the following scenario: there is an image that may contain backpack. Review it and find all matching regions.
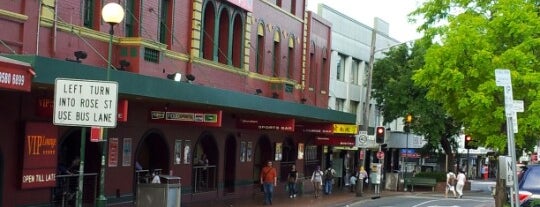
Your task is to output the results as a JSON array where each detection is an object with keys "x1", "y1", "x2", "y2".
[{"x1": 324, "y1": 169, "x2": 334, "y2": 180}]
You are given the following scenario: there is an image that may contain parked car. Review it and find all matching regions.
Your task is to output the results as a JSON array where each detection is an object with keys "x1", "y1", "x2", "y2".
[{"x1": 519, "y1": 164, "x2": 540, "y2": 206}]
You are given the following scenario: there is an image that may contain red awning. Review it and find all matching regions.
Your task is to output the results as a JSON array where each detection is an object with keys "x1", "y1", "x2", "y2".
[{"x1": 0, "y1": 56, "x2": 35, "y2": 92}]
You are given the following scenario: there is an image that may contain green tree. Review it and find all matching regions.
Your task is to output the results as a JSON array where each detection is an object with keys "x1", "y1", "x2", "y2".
[
  {"x1": 371, "y1": 43, "x2": 461, "y2": 169},
  {"x1": 411, "y1": 0, "x2": 540, "y2": 205}
]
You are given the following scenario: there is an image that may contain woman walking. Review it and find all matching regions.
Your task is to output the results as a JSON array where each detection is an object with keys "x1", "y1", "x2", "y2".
[
  {"x1": 287, "y1": 165, "x2": 298, "y2": 198},
  {"x1": 456, "y1": 169, "x2": 466, "y2": 199},
  {"x1": 311, "y1": 165, "x2": 324, "y2": 198}
]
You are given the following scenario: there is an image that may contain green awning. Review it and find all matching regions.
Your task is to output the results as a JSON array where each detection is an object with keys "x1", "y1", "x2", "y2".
[{"x1": 4, "y1": 55, "x2": 356, "y2": 124}]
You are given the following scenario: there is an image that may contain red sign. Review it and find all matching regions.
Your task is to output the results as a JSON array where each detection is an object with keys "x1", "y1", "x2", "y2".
[
  {"x1": 315, "y1": 136, "x2": 355, "y2": 146},
  {"x1": 236, "y1": 118, "x2": 295, "y2": 131},
  {"x1": 149, "y1": 109, "x2": 222, "y2": 127},
  {"x1": 0, "y1": 56, "x2": 34, "y2": 92},
  {"x1": 117, "y1": 99, "x2": 128, "y2": 122},
  {"x1": 377, "y1": 151, "x2": 385, "y2": 159},
  {"x1": 90, "y1": 126, "x2": 103, "y2": 142},
  {"x1": 22, "y1": 122, "x2": 58, "y2": 189},
  {"x1": 108, "y1": 138, "x2": 118, "y2": 167}
]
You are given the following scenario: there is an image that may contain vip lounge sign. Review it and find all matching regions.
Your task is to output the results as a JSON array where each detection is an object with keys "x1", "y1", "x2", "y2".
[{"x1": 21, "y1": 122, "x2": 58, "y2": 189}]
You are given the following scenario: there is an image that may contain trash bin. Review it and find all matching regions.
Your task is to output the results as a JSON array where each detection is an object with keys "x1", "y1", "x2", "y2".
[{"x1": 137, "y1": 175, "x2": 181, "y2": 207}]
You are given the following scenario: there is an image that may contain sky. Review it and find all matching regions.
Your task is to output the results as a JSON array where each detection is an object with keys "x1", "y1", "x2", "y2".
[{"x1": 306, "y1": 0, "x2": 425, "y2": 43}]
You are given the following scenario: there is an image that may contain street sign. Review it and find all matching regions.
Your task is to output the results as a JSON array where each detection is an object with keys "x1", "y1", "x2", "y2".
[
  {"x1": 356, "y1": 131, "x2": 368, "y2": 147},
  {"x1": 54, "y1": 78, "x2": 118, "y2": 128},
  {"x1": 376, "y1": 151, "x2": 384, "y2": 159},
  {"x1": 495, "y1": 69, "x2": 511, "y2": 86}
]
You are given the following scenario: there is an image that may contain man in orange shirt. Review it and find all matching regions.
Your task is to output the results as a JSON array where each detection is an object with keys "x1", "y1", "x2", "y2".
[{"x1": 260, "y1": 161, "x2": 277, "y2": 205}]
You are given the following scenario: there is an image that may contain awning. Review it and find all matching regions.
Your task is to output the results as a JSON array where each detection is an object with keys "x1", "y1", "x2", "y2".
[{"x1": 0, "y1": 56, "x2": 35, "y2": 92}]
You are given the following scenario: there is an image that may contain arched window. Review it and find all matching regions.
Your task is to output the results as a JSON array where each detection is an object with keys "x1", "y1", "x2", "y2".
[
  {"x1": 287, "y1": 36, "x2": 295, "y2": 79},
  {"x1": 320, "y1": 47, "x2": 328, "y2": 90},
  {"x1": 273, "y1": 29, "x2": 281, "y2": 77},
  {"x1": 218, "y1": 8, "x2": 230, "y2": 64},
  {"x1": 124, "y1": 0, "x2": 140, "y2": 37},
  {"x1": 201, "y1": 2, "x2": 216, "y2": 60},
  {"x1": 256, "y1": 22, "x2": 265, "y2": 74},
  {"x1": 309, "y1": 41, "x2": 316, "y2": 89},
  {"x1": 159, "y1": 0, "x2": 173, "y2": 47},
  {"x1": 231, "y1": 13, "x2": 244, "y2": 68}
]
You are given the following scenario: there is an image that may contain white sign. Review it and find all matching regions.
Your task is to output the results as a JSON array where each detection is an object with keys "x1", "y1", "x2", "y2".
[
  {"x1": 495, "y1": 69, "x2": 511, "y2": 86},
  {"x1": 498, "y1": 156, "x2": 514, "y2": 186},
  {"x1": 54, "y1": 78, "x2": 118, "y2": 128},
  {"x1": 356, "y1": 131, "x2": 368, "y2": 147}
]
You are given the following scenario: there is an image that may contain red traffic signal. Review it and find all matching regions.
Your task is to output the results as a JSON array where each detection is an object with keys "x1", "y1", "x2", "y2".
[
  {"x1": 376, "y1": 126, "x2": 385, "y2": 144},
  {"x1": 465, "y1": 135, "x2": 476, "y2": 149}
]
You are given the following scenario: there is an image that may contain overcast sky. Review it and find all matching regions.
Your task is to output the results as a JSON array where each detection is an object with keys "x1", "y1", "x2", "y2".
[{"x1": 306, "y1": 0, "x2": 425, "y2": 42}]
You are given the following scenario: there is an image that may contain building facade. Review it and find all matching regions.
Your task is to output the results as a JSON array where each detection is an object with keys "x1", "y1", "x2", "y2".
[{"x1": 0, "y1": 0, "x2": 357, "y2": 206}]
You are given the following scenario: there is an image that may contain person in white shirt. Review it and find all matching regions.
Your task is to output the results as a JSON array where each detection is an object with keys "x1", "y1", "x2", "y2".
[
  {"x1": 311, "y1": 166, "x2": 323, "y2": 198},
  {"x1": 456, "y1": 170, "x2": 466, "y2": 198},
  {"x1": 445, "y1": 171, "x2": 457, "y2": 198}
]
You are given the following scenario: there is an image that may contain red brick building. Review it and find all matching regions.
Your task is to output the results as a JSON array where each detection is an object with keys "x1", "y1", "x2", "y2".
[{"x1": 0, "y1": 0, "x2": 355, "y2": 206}]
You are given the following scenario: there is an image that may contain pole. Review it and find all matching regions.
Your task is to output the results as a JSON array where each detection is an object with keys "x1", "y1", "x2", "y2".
[
  {"x1": 76, "y1": 128, "x2": 87, "y2": 207},
  {"x1": 404, "y1": 131, "x2": 409, "y2": 191},
  {"x1": 506, "y1": 117, "x2": 520, "y2": 206},
  {"x1": 358, "y1": 20, "x2": 377, "y2": 197},
  {"x1": 467, "y1": 149, "x2": 470, "y2": 179},
  {"x1": 96, "y1": 23, "x2": 114, "y2": 207}
]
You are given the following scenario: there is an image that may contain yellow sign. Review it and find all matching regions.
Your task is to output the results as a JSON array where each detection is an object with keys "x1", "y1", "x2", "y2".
[{"x1": 332, "y1": 124, "x2": 358, "y2": 134}]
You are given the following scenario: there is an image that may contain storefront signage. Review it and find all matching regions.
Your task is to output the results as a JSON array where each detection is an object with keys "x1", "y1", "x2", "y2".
[
  {"x1": 315, "y1": 136, "x2": 355, "y2": 146},
  {"x1": 22, "y1": 122, "x2": 58, "y2": 189},
  {"x1": 298, "y1": 123, "x2": 358, "y2": 134},
  {"x1": 0, "y1": 56, "x2": 34, "y2": 92},
  {"x1": 108, "y1": 138, "x2": 118, "y2": 167},
  {"x1": 236, "y1": 118, "x2": 294, "y2": 131},
  {"x1": 149, "y1": 109, "x2": 222, "y2": 127},
  {"x1": 53, "y1": 78, "x2": 118, "y2": 128},
  {"x1": 400, "y1": 149, "x2": 421, "y2": 158},
  {"x1": 227, "y1": 0, "x2": 253, "y2": 12}
]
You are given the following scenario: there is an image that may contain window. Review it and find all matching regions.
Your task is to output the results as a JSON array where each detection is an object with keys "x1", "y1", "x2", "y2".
[
  {"x1": 336, "y1": 54, "x2": 346, "y2": 81},
  {"x1": 256, "y1": 23, "x2": 265, "y2": 73},
  {"x1": 202, "y1": 2, "x2": 216, "y2": 60},
  {"x1": 144, "y1": 48, "x2": 160, "y2": 63},
  {"x1": 335, "y1": 98, "x2": 345, "y2": 111},
  {"x1": 350, "y1": 101, "x2": 359, "y2": 114},
  {"x1": 320, "y1": 48, "x2": 328, "y2": 90},
  {"x1": 159, "y1": 0, "x2": 171, "y2": 45},
  {"x1": 309, "y1": 42, "x2": 316, "y2": 89},
  {"x1": 351, "y1": 58, "x2": 359, "y2": 84},
  {"x1": 273, "y1": 30, "x2": 281, "y2": 77},
  {"x1": 291, "y1": 1, "x2": 296, "y2": 15},
  {"x1": 83, "y1": 0, "x2": 95, "y2": 29},
  {"x1": 218, "y1": 8, "x2": 230, "y2": 64},
  {"x1": 231, "y1": 13, "x2": 243, "y2": 67},
  {"x1": 287, "y1": 36, "x2": 295, "y2": 79}
]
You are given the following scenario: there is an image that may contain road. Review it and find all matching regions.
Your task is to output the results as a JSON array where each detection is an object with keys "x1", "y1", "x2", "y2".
[{"x1": 346, "y1": 191, "x2": 494, "y2": 207}]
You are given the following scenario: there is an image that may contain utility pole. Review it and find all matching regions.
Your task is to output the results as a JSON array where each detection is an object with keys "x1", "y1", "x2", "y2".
[{"x1": 357, "y1": 19, "x2": 377, "y2": 197}]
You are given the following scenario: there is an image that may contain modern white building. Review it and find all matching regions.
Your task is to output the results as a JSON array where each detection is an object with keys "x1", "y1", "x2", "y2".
[{"x1": 314, "y1": 4, "x2": 400, "y2": 131}]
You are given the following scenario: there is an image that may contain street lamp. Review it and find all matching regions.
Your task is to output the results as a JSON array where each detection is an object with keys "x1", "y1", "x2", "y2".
[
  {"x1": 99, "y1": 3, "x2": 125, "y2": 207},
  {"x1": 403, "y1": 114, "x2": 412, "y2": 191}
]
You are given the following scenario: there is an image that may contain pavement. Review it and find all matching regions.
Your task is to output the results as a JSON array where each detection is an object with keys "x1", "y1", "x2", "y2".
[{"x1": 181, "y1": 187, "x2": 427, "y2": 207}]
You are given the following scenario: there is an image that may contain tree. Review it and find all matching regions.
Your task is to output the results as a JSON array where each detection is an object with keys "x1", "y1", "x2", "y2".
[
  {"x1": 371, "y1": 42, "x2": 461, "y2": 170},
  {"x1": 410, "y1": 0, "x2": 540, "y2": 205}
]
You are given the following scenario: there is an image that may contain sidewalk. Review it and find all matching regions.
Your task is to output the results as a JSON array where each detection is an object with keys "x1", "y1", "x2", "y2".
[{"x1": 182, "y1": 188, "x2": 406, "y2": 207}]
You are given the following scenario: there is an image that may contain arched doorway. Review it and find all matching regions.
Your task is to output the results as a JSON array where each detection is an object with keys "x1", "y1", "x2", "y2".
[
  {"x1": 279, "y1": 137, "x2": 296, "y2": 182},
  {"x1": 192, "y1": 131, "x2": 219, "y2": 193},
  {"x1": 252, "y1": 135, "x2": 272, "y2": 183},
  {"x1": 134, "y1": 130, "x2": 170, "y2": 186},
  {"x1": 223, "y1": 133, "x2": 237, "y2": 194},
  {"x1": 56, "y1": 128, "x2": 99, "y2": 205}
]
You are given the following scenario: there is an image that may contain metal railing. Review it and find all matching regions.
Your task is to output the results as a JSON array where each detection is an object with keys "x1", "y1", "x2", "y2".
[
  {"x1": 51, "y1": 173, "x2": 98, "y2": 207},
  {"x1": 193, "y1": 165, "x2": 216, "y2": 193}
]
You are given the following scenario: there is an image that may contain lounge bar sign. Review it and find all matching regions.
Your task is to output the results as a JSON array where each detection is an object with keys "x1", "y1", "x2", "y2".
[
  {"x1": 315, "y1": 136, "x2": 356, "y2": 146},
  {"x1": 150, "y1": 109, "x2": 222, "y2": 127},
  {"x1": 236, "y1": 118, "x2": 295, "y2": 131},
  {"x1": 22, "y1": 122, "x2": 58, "y2": 189},
  {"x1": 298, "y1": 123, "x2": 358, "y2": 135}
]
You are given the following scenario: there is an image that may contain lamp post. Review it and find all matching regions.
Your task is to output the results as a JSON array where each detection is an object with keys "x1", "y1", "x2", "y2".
[
  {"x1": 403, "y1": 114, "x2": 412, "y2": 191},
  {"x1": 99, "y1": 3, "x2": 124, "y2": 207}
]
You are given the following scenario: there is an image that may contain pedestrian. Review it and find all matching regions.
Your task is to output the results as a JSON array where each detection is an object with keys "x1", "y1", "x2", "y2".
[
  {"x1": 287, "y1": 164, "x2": 298, "y2": 198},
  {"x1": 323, "y1": 165, "x2": 336, "y2": 195},
  {"x1": 311, "y1": 165, "x2": 323, "y2": 198},
  {"x1": 445, "y1": 170, "x2": 457, "y2": 198},
  {"x1": 482, "y1": 164, "x2": 489, "y2": 180},
  {"x1": 349, "y1": 174, "x2": 357, "y2": 192},
  {"x1": 456, "y1": 169, "x2": 466, "y2": 199},
  {"x1": 260, "y1": 161, "x2": 277, "y2": 205}
]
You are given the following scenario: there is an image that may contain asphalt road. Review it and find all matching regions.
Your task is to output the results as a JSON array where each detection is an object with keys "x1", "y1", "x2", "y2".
[{"x1": 346, "y1": 191, "x2": 494, "y2": 207}]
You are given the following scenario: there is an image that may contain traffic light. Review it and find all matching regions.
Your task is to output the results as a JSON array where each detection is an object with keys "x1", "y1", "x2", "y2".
[
  {"x1": 464, "y1": 135, "x2": 477, "y2": 149},
  {"x1": 376, "y1": 126, "x2": 385, "y2": 144}
]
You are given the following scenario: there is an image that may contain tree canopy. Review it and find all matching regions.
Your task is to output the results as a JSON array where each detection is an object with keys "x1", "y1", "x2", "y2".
[{"x1": 410, "y1": 0, "x2": 540, "y2": 153}]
